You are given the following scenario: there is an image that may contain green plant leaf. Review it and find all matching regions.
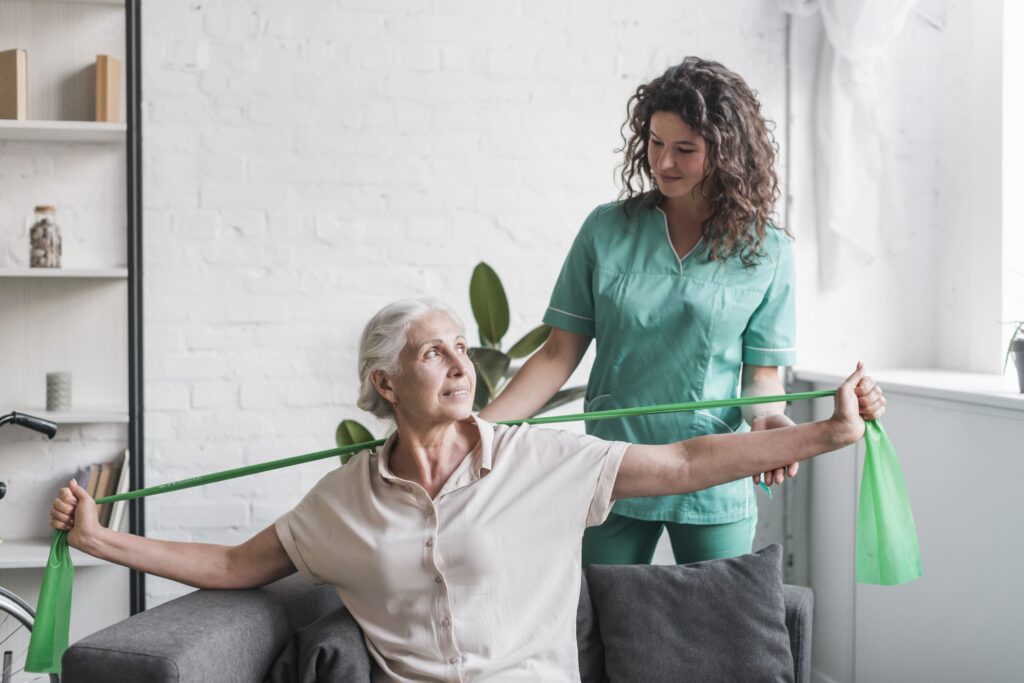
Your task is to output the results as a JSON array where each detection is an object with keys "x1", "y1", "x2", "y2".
[
  {"x1": 477, "y1": 327, "x2": 498, "y2": 349},
  {"x1": 469, "y1": 347, "x2": 510, "y2": 399},
  {"x1": 335, "y1": 419, "x2": 374, "y2": 464},
  {"x1": 470, "y1": 262, "x2": 509, "y2": 348},
  {"x1": 507, "y1": 324, "x2": 551, "y2": 359},
  {"x1": 473, "y1": 378, "x2": 491, "y2": 412},
  {"x1": 535, "y1": 386, "x2": 587, "y2": 416}
]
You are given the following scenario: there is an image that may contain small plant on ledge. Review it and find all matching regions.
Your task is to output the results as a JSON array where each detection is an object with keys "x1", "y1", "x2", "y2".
[{"x1": 1004, "y1": 320, "x2": 1024, "y2": 394}]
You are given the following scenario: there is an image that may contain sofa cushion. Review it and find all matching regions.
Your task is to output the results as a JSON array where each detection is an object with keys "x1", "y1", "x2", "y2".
[
  {"x1": 264, "y1": 603, "x2": 373, "y2": 683},
  {"x1": 586, "y1": 544, "x2": 794, "y2": 683}
]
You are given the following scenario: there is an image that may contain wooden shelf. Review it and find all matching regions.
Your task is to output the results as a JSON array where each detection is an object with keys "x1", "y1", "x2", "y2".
[
  {"x1": 0, "y1": 538, "x2": 110, "y2": 569},
  {"x1": 0, "y1": 268, "x2": 128, "y2": 279},
  {"x1": 12, "y1": 408, "x2": 129, "y2": 424},
  {"x1": 0, "y1": 120, "x2": 126, "y2": 143}
]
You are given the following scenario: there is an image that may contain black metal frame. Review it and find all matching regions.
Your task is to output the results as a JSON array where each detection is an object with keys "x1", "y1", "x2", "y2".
[{"x1": 125, "y1": 0, "x2": 145, "y2": 615}]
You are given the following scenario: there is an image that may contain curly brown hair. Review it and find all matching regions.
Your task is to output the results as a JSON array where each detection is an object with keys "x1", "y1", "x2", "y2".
[{"x1": 618, "y1": 57, "x2": 784, "y2": 266}]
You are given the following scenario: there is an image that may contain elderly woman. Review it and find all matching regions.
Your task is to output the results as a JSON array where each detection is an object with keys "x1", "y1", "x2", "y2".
[{"x1": 52, "y1": 298, "x2": 883, "y2": 682}]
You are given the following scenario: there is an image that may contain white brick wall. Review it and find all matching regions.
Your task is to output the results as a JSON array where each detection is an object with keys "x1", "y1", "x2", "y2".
[{"x1": 139, "y1": 0, "x2": 786, "y2": 605}]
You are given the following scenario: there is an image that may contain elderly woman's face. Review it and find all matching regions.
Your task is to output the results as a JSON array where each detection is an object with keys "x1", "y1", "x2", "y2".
[{"x1": 390, "y1": 311, "x2": 475, "y2": 423}]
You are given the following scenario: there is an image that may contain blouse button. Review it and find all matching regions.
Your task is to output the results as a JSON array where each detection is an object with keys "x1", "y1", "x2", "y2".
[
  {"x1": 449, "y1": 656, "x2": 459, "y2": 665},
  {"x1": 434, "y1": 575, "x2": 443, "y2": 584},
  {"x1": 441, "y1": 617, "x2": 451, "y2": 627},
  {"x1": 425, "y1": 538, "x2": 434, "y2": 548}
]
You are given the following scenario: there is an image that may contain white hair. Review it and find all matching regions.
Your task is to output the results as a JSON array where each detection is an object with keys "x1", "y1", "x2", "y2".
[{"x1": 357, "y1": 298, "x2": 465, "y2": 419}]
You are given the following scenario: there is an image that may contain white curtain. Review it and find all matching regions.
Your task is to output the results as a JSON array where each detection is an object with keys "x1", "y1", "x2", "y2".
[{"x1": 781, "y1": 0, "x2": 919, "y2": 289}]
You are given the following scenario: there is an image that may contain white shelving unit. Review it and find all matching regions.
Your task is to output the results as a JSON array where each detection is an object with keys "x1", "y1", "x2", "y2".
[{"x1": 0, "y1": 0, "x2": 143, "y2": 643}]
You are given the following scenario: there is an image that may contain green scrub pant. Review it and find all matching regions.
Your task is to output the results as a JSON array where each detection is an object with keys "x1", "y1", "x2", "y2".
[{"x1": 582, "y1": 513, "x2": 757, "y2": 566}]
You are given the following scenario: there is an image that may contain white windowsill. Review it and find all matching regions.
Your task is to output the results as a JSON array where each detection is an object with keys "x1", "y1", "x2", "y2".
[{"x1": 791, "y1": 367, "x2": 1024, "y2": 413}]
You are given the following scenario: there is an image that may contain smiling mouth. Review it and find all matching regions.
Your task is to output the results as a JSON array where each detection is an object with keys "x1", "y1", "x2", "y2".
[{"x1": 442, "y1": 388, "x2": 471, "y2": 398}]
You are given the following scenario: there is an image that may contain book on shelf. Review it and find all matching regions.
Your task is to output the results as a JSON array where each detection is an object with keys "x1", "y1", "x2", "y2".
[
  {"x1": 73, "y1": 465, "x2": 91, "y2": 491},
  {"x1": 0, "y1": 48, "x2": 28, "y2": 120},
  {"x1": 85, "y1": 463, "x2": 101, "y2": 498},
  {"x1": 95, "y1": 54, "x2": 121, "y2": 123},
  {"x1": 108, "y1": 449, "x2": 131, "y2": 532},
  {"x1": 94, "y1": 462, "x2": 114, "y2": 527},
  {"x1": 70, "y1": 450, "x2": 130, "y2": 530}
]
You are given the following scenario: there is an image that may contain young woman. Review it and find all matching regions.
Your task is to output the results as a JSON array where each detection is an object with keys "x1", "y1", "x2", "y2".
[
  {"x1": 53, "y1": 299, "x2": 881, "y2": 682},
  {"x1": 480, "y1": 57, "x2": 886, "y2": 566}
]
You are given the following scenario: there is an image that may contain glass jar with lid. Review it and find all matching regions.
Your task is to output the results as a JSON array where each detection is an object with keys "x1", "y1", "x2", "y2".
[{"x1": 29, "y1": 205, "x2": 62, "y2": 268}]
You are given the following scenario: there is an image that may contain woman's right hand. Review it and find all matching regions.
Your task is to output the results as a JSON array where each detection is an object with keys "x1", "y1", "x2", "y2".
[{"x1": 51, "y1": 479, "x2": 102, "y2": 550}]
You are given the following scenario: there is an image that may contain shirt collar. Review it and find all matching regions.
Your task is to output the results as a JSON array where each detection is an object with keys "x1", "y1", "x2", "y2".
[
  {"x1": 376, "y1": 414, "x2": 494, "y2": 483},
  {"x1": 471, "y1": 414, "x2": 494, "y2": 477}
]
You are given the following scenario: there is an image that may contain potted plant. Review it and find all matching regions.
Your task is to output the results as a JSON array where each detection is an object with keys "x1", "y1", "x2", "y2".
[
  {"x1": 335, "y1": 262, "x2": 586, "y2": 455},
  {"x1": 1005, "y1": 320, "x2": 1024, "y2": 394}
]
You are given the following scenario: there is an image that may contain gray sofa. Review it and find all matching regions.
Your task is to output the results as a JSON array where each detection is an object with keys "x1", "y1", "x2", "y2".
[{"x1": 63, "y1": 560, "x2": 813, "y2": 682}]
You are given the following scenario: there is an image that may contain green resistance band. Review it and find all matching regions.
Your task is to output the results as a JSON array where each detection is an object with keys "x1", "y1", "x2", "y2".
[
  {"x1": 27, "y1": 389, "x2": 922, "y2": 674},
  {"x1": 92, "y1": 389, "x2": 834, "y2": 506}
]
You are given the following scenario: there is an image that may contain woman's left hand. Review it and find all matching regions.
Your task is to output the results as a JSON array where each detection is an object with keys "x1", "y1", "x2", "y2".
[
  {"x1": 750, "y1": 413, "x2": 798, "y2": 488},
  {"x1": 751, "y1": 371, "x2": 886, "y2": 489},
  {"x1": 855, "y1": 373, "x2": 886, "y2": 421}
]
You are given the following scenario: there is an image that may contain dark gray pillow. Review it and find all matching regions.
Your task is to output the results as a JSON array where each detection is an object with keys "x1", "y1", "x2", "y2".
[
  {"x1": 264, "y1": 604, "x2": 373, "y2": 683},
  {"x1": 577, "y1": 571, "x2": 608, "y2": 683},
  {"x1": 586, "y1": 544, "x2": 794, "y2": 683}
]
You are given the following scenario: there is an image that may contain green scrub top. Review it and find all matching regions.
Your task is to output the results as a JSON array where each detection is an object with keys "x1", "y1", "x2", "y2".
[{"x1": 543, "y1": 201, "x2": 797, "y2": 524}]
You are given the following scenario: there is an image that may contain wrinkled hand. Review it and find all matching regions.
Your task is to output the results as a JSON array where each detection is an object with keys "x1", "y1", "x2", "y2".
[
  {"x1": 50, "y1": 478, "x2": 101, "y2": 550},
  {"x1": 830, "y1": 363, "x2": 877, "y2": 445},
  {"x1": 751, "y1": 413, "x2": 798, "y2": 488},
  {"x1": 854, "y1": 366, "x2": 886, "y2": 421}
]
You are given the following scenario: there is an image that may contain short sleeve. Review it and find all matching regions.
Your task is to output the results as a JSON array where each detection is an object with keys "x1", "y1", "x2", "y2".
[
  {"x1": 542, "y1": 208, "x2": 599, "y2": 337},
  {"x1": 511, "y1": 423, "x2": 628, "y2": 528},
  {"x1": 275, "y1": 481, "x2": 333, "y2": 586},
  {"x1": 583, "y1": 437, "x2": 629, "y2": 527},
  {"x1": 742, "y1": 234, "x2": 797, "y2": 367}
]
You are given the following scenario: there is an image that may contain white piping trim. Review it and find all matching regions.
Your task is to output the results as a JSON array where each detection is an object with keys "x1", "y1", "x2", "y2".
[
  {"x1": 656, "y1": 206, "x2": 704, "y2": 266},
  {"x1": 743, "y1": 345, "x2": 797, "y2": 352},
  {"x1": 547, "y1": 306, "x2": 594, "y2": 322},
  {"x1": 698, "y1": 410, "x2": 735, "y2": 433}
]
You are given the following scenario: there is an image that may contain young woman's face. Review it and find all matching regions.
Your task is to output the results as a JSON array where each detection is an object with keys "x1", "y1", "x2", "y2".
[
  {"x1": 647, "y1": 111, "x2": 709, "y2": 200},
  {"x1": 385, "y1": 311, "x2": 475, "y2": 424}
]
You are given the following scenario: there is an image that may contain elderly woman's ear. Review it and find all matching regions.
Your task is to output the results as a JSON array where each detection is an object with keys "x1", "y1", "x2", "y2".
[{"x1": 371, "y1": 370, "x2": 398, "y2": 408}]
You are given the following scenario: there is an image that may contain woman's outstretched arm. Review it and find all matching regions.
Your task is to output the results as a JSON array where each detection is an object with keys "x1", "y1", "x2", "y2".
[
  {"x1": 613, "y1": 364, "x2": 880, "y2": 500},
  {"x1": 50, "y1": 482, "x2": 295, "y2": 590}
]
